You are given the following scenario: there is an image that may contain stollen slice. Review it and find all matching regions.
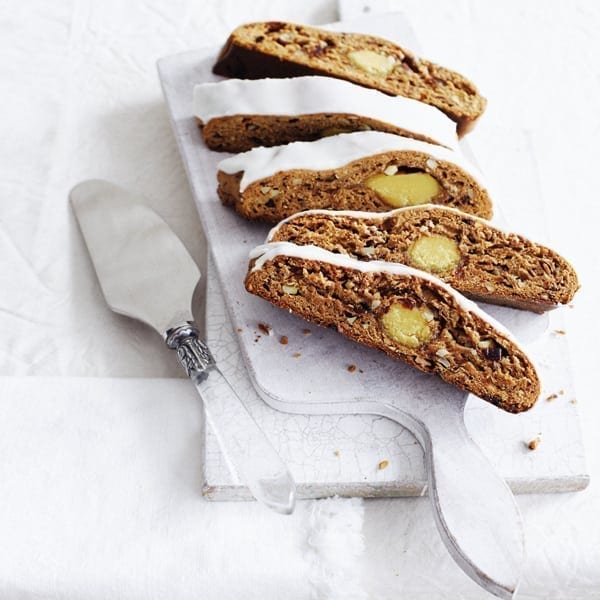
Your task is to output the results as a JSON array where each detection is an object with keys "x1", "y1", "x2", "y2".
[
  {"x1": 245, "y1": 241, "x2": 540, "y2": 413},
  {"x1": 218, "y1": 131, "x2": 492, "y2": 223},
  {"x1": 195, "y1": 75, "x2": 458, "y2": 152},
  {"x1": 268, "y1": 205, "x2": 579, "y2": 312},
  {"x1": 212, "y1": 21, "x2": 486, "y2": 135}
]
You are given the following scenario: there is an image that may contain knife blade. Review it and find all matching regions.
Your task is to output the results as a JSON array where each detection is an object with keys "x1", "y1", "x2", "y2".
[{"x1": 70, "y1": 179, "x2": 296, "y2": 514}]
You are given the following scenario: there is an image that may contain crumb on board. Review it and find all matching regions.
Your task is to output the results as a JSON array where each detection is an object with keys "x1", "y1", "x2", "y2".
[
  {"x1": 546, "y1": 393, "x2": 558, "y2": 402},
  {"x1": 527, "y1": 436, "x2": 542, "y2": 451},
  {"x1": 553, "y1": 329, "x2": 566, "y2": 335},
  {"x1": 293, "y1": 352, "x2": 302, "y2": 358},
  {"x1": 559, "y1": 389, "x2": 564, "y2": 395},
  {"x1": 236, "y1": 328, "x2": 243, "y2": 333},
  {"x1": 258, "y1": 322, "x2": 272, "y2": 336},
  {"x1": 359, "y1": 369, "x2": 364, "y2": 374},
  {"x1": 347, "y1": 364, "x2": 356, "y2": 373},
  {"x1": 279, "y1": 335, "x2": 288, "y2": 345},
  {"x1": 378, "y1": 460, "x2": 389, "y2": 470},
  {"x1": 570, "y1": 398, "x2": 577, "y2": 404},
  {"x1": 334, "y1": 450, "x2": 340, "y2": 457},
  {"x1": 302, "y1": 329, "x2": 312, "y2": 335}
]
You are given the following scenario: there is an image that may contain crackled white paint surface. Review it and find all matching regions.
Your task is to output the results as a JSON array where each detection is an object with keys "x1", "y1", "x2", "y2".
[
  {"x1": 158, "y1": 17, "x2": 588, "y2": 499},
  {"x1": 203, "y1": 256, "x2": 587, "y2": 498}
]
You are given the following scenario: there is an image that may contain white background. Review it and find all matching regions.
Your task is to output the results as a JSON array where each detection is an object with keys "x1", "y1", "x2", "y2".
[{"x1": 1, "y1": 0, "x2": 599, "y2": 598}]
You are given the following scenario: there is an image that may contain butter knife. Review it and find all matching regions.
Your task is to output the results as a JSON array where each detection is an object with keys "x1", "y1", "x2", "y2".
[{"x1": 70, "y1": 179, "x2": 296, "y2": 514}]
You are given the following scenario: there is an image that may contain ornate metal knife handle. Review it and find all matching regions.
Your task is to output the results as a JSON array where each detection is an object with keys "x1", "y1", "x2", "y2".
[
  {"x1": 165, "y1": 322, "x2": 216, "y2": 377},
  {"x1": 164, "y1": 320, "x2": 296, "y2": 513}
]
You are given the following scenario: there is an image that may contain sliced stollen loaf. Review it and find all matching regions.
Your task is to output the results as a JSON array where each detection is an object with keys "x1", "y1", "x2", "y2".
[
  {"x1": 245, "y1": 242, "x2": 540, "y2": 413},
  {"x1": 268, "y1": 205, "x2": 580, "y2": 312},
  {"x1": 212, "y1": 21, "x2": 486, "y2": 135},
  {"x1": 217, "y1": 131, "x2": 492, "y2": 222},
  {"x1": 194, "y1": 76, "x2": 458, "y2": 152}
]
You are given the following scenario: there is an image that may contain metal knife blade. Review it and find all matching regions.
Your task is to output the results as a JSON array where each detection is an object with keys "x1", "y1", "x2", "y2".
[
  {"x1": 70, "y1": 179, "x2": 296, "y2": 514},
  {"x1": 70, "y1": 180, "x2": 198, "y2": 335}
]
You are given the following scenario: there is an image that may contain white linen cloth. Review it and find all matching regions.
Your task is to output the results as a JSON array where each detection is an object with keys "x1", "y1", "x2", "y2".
[{"x1": 1, "y1": 0, "x2": 599, "y2": 598}]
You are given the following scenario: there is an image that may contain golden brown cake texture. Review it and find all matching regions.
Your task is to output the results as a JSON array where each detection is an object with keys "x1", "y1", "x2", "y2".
[
  {"x1": 245, "y1": 243, "x2": 540, "y2": 413},
  {"x1": 212, "y1": 21, "x2": 486, "y2": 135},
  {"x1": 201, "y1": 113, "x2": 444, "y2": 154},
  {"x1": 269, "y1": 206, "x2": 579, "y2": 312},
  {"x1": 217, "y1": 139, "x2": 493, "y2": 223}
]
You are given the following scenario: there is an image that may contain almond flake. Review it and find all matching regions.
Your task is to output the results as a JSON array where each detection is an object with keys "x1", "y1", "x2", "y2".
[
  {"x1": 422, "y1": 309, "x2": 434, "y2": 322},
  {"x1": 361, "y1": 246, "x2": 376, "y2": 257}
]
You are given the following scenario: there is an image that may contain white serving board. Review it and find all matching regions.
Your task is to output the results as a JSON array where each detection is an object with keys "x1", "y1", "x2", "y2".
[{"x1": 157, "y1": 14, "x2": 588, "y2": 499}]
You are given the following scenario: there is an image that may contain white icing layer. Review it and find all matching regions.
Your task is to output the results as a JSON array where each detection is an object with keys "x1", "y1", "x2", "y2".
[
  {"x1": 194, "y1": 76, "x2": 458, "y2": 150},
  {"x1": 248, "y1": 241, "x2": 519, "y2": 344},
  {"x1": 218, "y1": 131, "x2": 485, "y2": 193},
  {"x1": 267, "y1": 204, "x2": 515, "y2": 241}
]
